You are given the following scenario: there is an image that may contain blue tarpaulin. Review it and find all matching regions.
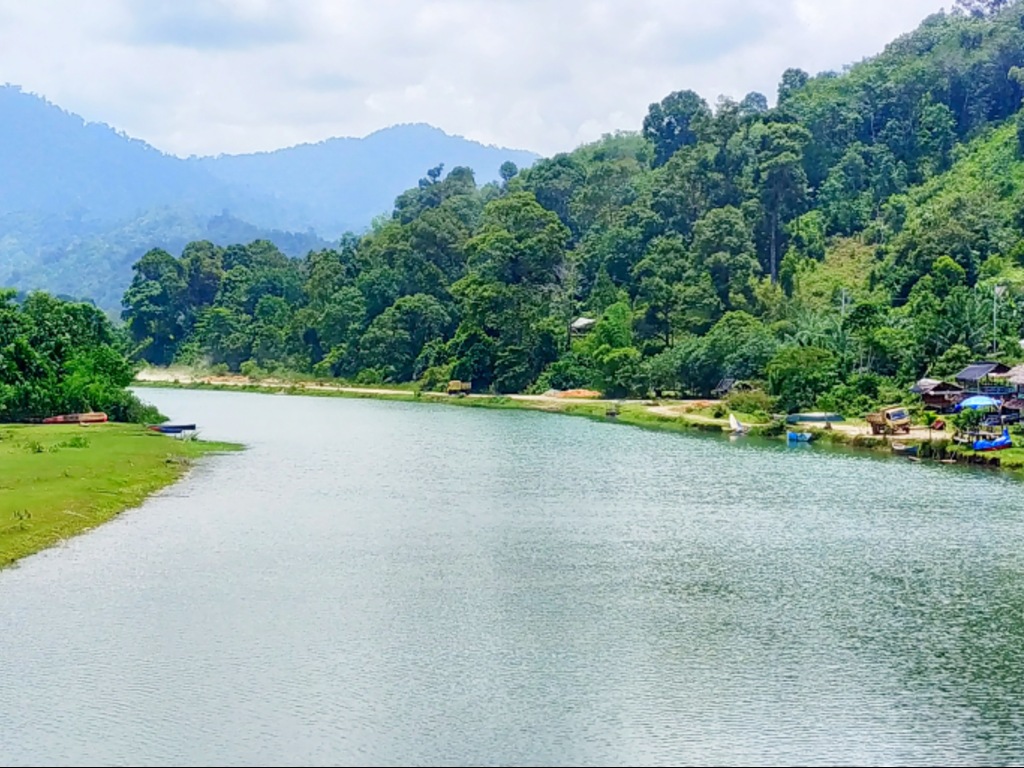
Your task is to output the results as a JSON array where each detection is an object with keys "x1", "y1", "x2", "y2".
[{"x1": 956, "y1": 395, "x2": 1001, "y2": 410}]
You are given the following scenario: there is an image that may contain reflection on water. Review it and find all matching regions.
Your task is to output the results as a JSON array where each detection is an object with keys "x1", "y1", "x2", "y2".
[{"x1": 1, "y1": 388, "x2": 1023, "y2": 766}]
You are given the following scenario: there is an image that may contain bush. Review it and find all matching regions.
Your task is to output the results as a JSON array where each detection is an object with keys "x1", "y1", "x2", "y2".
[
  {"x1": 418, "y1": 364, "x2": 453, "y2": 392},
  {"x1": 725, "y1": 389, "x2": 776, "y2": 419},
  {"x1": 354, "y1": 368, "x2": 385, "y2": 385},
  {"x1": 239, "y1": 360, "x2": 265, "y2": 380}
]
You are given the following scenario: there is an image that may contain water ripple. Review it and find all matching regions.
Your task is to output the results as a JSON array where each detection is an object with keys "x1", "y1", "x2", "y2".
[{"x1": 1, "y1": 388, "x2": 1023, "y2": 766}]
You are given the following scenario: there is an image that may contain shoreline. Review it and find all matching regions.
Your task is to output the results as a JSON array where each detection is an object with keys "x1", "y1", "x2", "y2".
[
  {"x1": 133, "y1": 367, "x2": 1023, "y2": 475},
  {"x1": 0, "y1": 423, "x2": 241, "y2": 569}
]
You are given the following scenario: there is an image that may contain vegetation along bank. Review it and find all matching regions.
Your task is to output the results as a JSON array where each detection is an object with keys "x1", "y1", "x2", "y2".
[{"x1": 0, "y1": 291, "x2": 241, "y2": 568}]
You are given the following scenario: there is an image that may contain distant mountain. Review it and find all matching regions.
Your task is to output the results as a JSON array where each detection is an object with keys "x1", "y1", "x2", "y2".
[
  {"x1": 194, "y1": 124, "x2": 541, "y2": 239},
  {"x1": 0, "y1": 85, "x2": 539, "y2": 309}
]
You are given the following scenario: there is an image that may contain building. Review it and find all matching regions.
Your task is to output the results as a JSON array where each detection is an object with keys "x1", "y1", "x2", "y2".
[
  {"x1": 952, "y1": 361, "x2": 1013, "y2": 395},
  {"x1": 910, "y1": 378, "x2": 965, "y2": 413}
]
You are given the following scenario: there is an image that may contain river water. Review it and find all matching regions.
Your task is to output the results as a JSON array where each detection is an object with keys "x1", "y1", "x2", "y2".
[{"x1": 2, "y1": 388, "x2": 1024, "y2": 766}]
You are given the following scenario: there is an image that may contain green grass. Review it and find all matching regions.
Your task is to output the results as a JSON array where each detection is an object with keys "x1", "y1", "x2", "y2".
[{"x1": 0, "y1": 423, "x2": 241, "y2": 568}]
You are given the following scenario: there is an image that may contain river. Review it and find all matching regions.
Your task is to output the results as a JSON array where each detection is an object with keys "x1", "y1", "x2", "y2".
[{"x1": 2, "y1": 388, "x2": 1024, "y2": 766}]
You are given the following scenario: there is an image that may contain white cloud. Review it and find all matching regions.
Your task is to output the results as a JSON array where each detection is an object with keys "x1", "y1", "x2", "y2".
[{"x1": 0, "y1": 0, "x2": 948, "y2": 158}]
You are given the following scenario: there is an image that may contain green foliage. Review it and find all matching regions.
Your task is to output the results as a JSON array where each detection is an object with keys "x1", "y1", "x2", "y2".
[
  {"x1": 0, "y1": 291, "x2": 159, "y2": 423},
  {"x1": 767, "y1": 346, "x2": 840, "y2": 413},
  {"x1": 725, "y1": 388, "x2": 776, "y2": 420}
]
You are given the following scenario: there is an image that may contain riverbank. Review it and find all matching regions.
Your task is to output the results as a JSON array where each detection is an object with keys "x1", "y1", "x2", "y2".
[
  {"x1": 133, "y1": 367, "x2": 1024, "y2": 475},
  {"x1": 0, "y1": 423, "x2": 240, "y2": 568},
  {"x1": 134, "y1": 366, "x2": 760, "y2": 436}
]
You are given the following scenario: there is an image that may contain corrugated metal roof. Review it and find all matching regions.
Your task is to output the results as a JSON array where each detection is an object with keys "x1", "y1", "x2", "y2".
[
  {"x1": 954, "y1": 362, "x2": 1010, "y2": 382},
  {"x1": 911, "y1": 378, "x2": 943, "y2": 394}
]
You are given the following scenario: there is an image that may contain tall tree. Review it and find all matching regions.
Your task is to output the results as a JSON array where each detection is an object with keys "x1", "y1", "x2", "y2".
[{"x1": 642, "y1": 90, "x2": 712, "y2": 166}]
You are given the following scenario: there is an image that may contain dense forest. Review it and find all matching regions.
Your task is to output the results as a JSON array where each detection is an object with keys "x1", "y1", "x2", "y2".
[
  {"x1": 0, "y1": 291, "x2": 159, "y2": 423},
  {"x1": 121, "y1": 1, "x2": 1024, "y2": 415}
]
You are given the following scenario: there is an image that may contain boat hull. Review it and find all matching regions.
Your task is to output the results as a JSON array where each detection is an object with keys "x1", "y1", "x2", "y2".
[
  {"x1": 42, "y1": 412, "x2": 108, "y2": 425},
  {"x1": 147, "y1": 424, "x2": 197, "y2": 435}
]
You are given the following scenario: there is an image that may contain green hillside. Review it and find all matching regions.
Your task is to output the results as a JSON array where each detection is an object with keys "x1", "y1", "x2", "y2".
[{"x1": 118, "y1": 1, "x2": 1024, "y2": 415}]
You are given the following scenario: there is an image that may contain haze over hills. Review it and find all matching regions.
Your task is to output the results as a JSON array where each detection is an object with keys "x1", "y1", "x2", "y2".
[{"x1": 0, "y1": 85, "x2": 539, "y2": 309}]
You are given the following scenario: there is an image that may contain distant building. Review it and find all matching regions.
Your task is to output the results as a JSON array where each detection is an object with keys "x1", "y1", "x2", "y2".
[
  {"x1": 952, "y1": 361, "x2": 1013, "y2": 395},
  {"x1": 711, "y1": 378, "x2": 737, "y2": 398},
  {"x1": 910, "y1": 378, "x2": 965, "y2": 412}
]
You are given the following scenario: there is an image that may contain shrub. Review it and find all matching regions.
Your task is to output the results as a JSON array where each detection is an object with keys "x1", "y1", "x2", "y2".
[{"x1": 725, "y1": 389, "x2": 776, "y2": 419}]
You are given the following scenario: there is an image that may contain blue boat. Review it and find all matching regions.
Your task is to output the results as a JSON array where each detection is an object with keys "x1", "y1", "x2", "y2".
[
  {"x1": 148, "y1": 423, "x2": 197, "y2": 435},
  {"x1": 972, "y1": 428, "x2": 1012, "y2": 452},
  {"x1": 787, "y1": 431, "x2": 813, "y2": 443}
]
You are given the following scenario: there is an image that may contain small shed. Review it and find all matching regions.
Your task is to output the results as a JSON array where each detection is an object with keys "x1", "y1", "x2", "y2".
[
  {"x1": 711, "y1": 378, "x2": 737, "y2": 398},
  {"x1": 910, "y1": 378, "x2": 965, "y2": 412}
]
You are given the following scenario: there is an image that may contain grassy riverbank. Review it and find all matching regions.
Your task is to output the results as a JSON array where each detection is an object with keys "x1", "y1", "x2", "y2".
[{"x1": 0, "y1": 423, "x2": 240, "y2": 568}]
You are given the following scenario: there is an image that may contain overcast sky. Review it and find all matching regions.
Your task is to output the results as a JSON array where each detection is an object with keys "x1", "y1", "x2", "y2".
[{"x1": 0, "y1": 0, "x2": 949, "y2": 158}]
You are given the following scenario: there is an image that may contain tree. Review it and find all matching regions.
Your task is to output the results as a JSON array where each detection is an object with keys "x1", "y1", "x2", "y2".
[
  {"x1": 642, "y1": 90, "x2": 712, "y2": 166},
  {"x1": 499, "y1": 161, "x2": 519, "y2": 185},
  {"x1": 121, "y1": 248, "x2": 188, "y2": 365},
  {"x1": 754, "y1": 122, "x2": 810, "y2": 282},
  {"x1": 777, "y1": 68, "x2": 809, "y2": 105},
  {"x1": 466, "y1": 192, "x2": 570, "y2": 286},
  {"x1": 691, "y1": 207, "x2": 761, "y2": 307},
  {"x1": 767, "y1": 345, "x2": 839, "y2": 412},
  {"x1": 739, "y1": 92, "x2": 769, "y2": 117}
]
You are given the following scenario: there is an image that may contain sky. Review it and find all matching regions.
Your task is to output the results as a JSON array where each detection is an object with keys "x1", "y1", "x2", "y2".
[{"x1": 0, "y1": 0, "x2": 950, "y2": 159}]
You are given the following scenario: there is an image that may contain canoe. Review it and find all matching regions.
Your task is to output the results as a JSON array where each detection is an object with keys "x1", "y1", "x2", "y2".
[
  {"x1": 147, "y1": 423, "x2": 197, "y2": 434},
  {"x1": 891, "y1": 441, "x2": 919, "y2": 456},
  {"x1": 787, "y1": 431, "x2": 813, "y2": 442},
  {"x1": 785, "y1": 413, "x2": 845, "y2": 424},
  {"x1": 42, "y1": 412, "x2": 108, "y2": 424}
]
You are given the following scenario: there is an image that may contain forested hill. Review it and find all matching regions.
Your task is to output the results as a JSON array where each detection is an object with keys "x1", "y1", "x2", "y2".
[
  {"x1": 0, "y1": 86, "x2": 538, "y2": 310},
  {"x1": 123, "y1": 1, "x2": 1024, "y2": 414}
]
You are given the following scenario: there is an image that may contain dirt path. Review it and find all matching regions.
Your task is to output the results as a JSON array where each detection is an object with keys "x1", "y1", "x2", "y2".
[
  {"x1": 135, "y1": 368, "x2": 658, "y2": 407},
  {"x1": 134, "y1": 367, "x2": 943, "y2": 445}
]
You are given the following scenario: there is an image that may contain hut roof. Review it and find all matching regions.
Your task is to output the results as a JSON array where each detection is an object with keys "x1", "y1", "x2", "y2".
[
  {"x1": 1004, "y1": 364, "x2": 1024, "y2": 386},
  {"x1": 570, "y1": 317, "x2": 597, "y2": 332},
  {"x1": 954, "y1": 361, "x2": 1011, "y2": 383},
  {"x1": 911, "y1": 378, "x2": 964, "y2": 395},
  {"x1": 711, "y1": 378, "x2": 736, "y2": 396}
]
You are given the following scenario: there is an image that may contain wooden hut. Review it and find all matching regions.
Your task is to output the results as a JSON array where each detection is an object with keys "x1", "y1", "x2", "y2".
[{"x1": 910, "y1": 378, "x2": 965, "y2": 413}]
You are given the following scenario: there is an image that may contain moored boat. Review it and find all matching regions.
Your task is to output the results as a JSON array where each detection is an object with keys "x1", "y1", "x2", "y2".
[
  {"x1": 787, "y1": 431, "x2": 813, "y2": 443},
  {"x1": 972, "y1": 428, "x2": 1012, "y2": 452},
  {"x1": 42, "y1": 411, "x2": 108, "y2": 425},
  {"x1": 729, "y1": 413, "x2": 750, "y2": 435},
  {"x1": 147, "y1": 423, "x2": 197, "y2": 435},
  {"x1": 785, "y1": 412, "x2": 845, "y2": 424},
  {"x1": 891, "y1": 441, "x2": 919, "y2": 456}
]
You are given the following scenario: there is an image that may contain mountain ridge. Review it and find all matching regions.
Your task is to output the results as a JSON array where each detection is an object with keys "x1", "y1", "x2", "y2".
[{"x1": 0, "y1": 84, "x2": 540, "y2": 309}]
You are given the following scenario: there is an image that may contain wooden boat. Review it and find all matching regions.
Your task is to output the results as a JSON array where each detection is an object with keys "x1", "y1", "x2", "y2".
[
  {"x1": 785, "y1": 412, "x2": 845, "y2": 424},
  {"x1": 891, "y1": 441, "x2": 919, "y2": 457},
  {"x1": 787, "y1": 431, "x2": 813, "y2": 443},
  {"x1": 147, "y1": 423, "x2": 197, "y2": 435},
  {"x1": 42, "y1": 412, "x2": 108, "y2": 425}
]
